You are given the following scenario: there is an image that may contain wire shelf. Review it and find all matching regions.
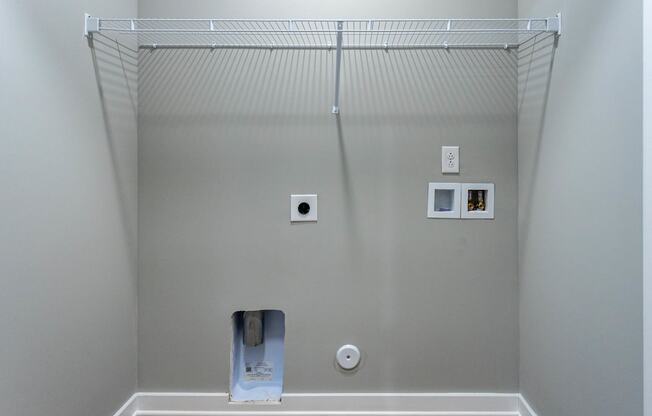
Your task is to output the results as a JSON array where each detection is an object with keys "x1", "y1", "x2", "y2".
[
  {"x1": 85, "y1": 16, "x2": 560, "y2": 50},
  {"x1": 84, "y1": 14, "x2": 560, "y2": 113}
]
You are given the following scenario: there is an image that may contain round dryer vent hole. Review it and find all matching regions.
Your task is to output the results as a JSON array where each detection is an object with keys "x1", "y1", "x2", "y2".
[{"x1": 298, "y1": 202, "x2": 311, "y2": 215}]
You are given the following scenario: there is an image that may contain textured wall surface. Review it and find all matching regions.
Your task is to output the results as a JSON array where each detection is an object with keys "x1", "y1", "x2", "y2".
[
  {"x1": 0, "y1": 1, "x2": 138, "y2": 415},
  {"x1": 517, "y1": 0, "x2": 643, "y2": 415},
  {"x1": 137, "y1": 0, "x2": 520, "y2": 392}
]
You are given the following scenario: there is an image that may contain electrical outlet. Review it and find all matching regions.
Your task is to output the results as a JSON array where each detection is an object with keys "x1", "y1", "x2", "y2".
[{"x1": 442, "y1": 146, "x2": 459, "y2": 173}]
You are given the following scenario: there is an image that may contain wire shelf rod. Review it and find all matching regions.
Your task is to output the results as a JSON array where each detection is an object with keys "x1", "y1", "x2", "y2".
[
  {"x1": 96, "y1": 17, "x2": 551, "y2": 23},
  {"x1": 137, "y1": 43, "x2": 522, "y2": 50},
  {"x1": 97, "y1": 28, "x2": 549, "y2": 34}
]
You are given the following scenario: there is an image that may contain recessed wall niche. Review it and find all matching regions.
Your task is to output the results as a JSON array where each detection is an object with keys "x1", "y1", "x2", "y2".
[{"x1": 427, "y1": 183, "x2": 461, "y2": 218}]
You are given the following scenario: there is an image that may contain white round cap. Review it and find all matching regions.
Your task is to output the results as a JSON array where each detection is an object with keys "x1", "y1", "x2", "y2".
[{"x1": 336, "y1": 344, "x2": 361, "y2": 370}]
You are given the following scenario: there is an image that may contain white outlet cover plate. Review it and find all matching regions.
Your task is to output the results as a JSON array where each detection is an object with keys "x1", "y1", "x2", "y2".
[
  {"x1": 290, "y1": 194, "x2": 318, "y2": 222},
  {"x1": 461, "y1": 183, "x2": 494, "y2": 219},
  {"x1": 442, "y1": 146, "x2": 459, "y2": 173}
]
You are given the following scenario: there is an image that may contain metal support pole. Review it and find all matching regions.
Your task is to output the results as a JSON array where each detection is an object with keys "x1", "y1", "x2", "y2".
[{"x1": 332, "y1": 21, "x2": 343, "y2": 114}]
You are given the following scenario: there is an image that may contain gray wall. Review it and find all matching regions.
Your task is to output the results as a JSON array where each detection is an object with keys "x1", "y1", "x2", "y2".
[
  {"x1": 517, "y1": 0, "x2": 643, "y2": 415},
  {"x1": 0, "y1": 1, "x2": 138, "y2": 415},
  {"x1": 137, "y1": 0, "x2": 520, "y2": 392}
]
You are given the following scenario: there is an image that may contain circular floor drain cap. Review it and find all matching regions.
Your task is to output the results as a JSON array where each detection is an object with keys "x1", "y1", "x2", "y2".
[{"x1": 336, "y1": 344, "x2": 361, "y2": 370}]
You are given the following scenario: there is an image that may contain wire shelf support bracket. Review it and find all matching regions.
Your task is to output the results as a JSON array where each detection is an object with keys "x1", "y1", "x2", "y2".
[{"x1": 332, "y1": 21, "x2": 343, "y2": 114}]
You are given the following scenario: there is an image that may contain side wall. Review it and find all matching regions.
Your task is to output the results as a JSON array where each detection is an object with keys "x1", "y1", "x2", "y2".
[
  {"x1": 0, "y1": 1, "x2": 138, "y2": 415},
  {"x1": 517, "y1": 1, "x2": 643, "y2": 415},
  {"x1": 137, "y1": 0, "x2": 520, "y2": 392}
]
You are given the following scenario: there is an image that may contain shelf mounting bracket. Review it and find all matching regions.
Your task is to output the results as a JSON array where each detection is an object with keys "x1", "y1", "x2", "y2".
[
  {"x1": 546, "y1": 12, "x2": 562, "y2": 36},
  {"x1": 332, "y1": 21, "x2": 343, "y2": 114},
  {"x1": 84, "y1": 13, "x2": 100, "y2": 38},
  {"x1": 84, "y1": 14, "x2": 100, "y2": 48}
]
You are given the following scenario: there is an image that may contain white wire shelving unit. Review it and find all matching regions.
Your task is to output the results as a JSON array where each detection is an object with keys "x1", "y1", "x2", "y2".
[{"x1": 84, "y1": 14, "x2": 561, "y2": 113}]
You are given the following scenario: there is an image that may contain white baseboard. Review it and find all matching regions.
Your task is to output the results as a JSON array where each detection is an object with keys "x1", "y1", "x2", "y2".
[
  {"x1": 517, "y1": 394, "x2": 538, "y2": 416},
  {"x1": 114, "y1": 392, "x2": 539, "y2": 416},
  {"x1": 112, "y1": 393, "x2": 139, "y2": 416}
]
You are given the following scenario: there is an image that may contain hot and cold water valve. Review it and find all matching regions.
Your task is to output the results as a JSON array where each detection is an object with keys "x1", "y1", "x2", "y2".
[{"x1": 427, "y1": 183, "x2": 495, "y2": 219}]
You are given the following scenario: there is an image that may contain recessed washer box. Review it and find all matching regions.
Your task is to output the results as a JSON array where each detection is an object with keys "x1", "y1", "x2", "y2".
[
  {"x1": 461, "y1": 183, "x2": 494, "y2": 219},
  {"x1": 290, "y1": 194, "x2": 318, "y2": 222},
  {"x1": 230, "y1": 310, "x2": 285, "y2": 403},
  {"x1": 427, "y1": 183, "x2": 461, "y2": 219}
]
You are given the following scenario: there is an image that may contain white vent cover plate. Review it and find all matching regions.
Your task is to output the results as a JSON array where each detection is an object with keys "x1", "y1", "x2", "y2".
[{"x1": 290, "y1": 194, "x2": 318, "y2": 222}]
